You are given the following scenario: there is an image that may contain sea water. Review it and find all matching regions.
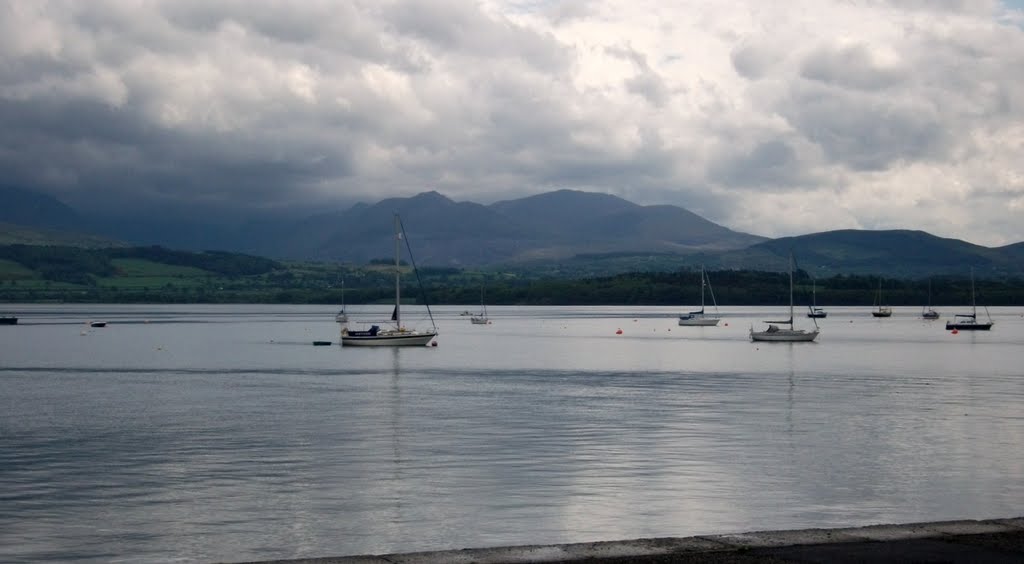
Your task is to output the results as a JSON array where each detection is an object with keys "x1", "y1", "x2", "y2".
[{"x1": 1, "y1": 304, "x2": 1022, "y2": 562}]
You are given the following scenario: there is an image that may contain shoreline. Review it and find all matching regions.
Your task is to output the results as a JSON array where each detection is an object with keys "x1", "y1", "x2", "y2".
[{"x1": 239, "y1": 517, "x2": 1024, "y2": 563}]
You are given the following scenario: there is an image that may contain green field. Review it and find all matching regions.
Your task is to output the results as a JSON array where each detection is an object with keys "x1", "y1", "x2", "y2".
[{"x1": 0, "y1": 258, "x2": 36, "y2": 280}]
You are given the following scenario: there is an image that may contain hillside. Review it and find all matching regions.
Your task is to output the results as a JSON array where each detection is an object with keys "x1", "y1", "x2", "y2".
[
  {"x1": 0, "y1": 222, "x2": 126, "y2": 249},
  {"x1": 691, "y1": 229, "x2": 1024, "y2": 278}
]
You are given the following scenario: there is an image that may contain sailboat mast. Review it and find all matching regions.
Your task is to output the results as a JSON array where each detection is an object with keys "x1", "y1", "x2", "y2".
[
  {"x1": 788, "y1": 254, "x2": 794, "y2": 326},
  {"x1": 394, "y1": 213, "x2": 401, "y2": 328},
  {"x1": 971, "y1": 267, "x2": 976, "y2": 316},
  {"x1": 700, "y1": 265, "x2": 706, "y2": 311}
]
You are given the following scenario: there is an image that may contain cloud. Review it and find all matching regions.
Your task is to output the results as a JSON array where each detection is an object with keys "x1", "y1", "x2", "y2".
[{"x1": 0, "y1": 0, "x2": 1023, "y2": 246}]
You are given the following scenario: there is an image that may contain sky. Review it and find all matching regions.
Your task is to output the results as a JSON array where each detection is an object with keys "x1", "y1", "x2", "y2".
[{"x1": 2, "y1": 0, "x2": 1023, "y2": 245}]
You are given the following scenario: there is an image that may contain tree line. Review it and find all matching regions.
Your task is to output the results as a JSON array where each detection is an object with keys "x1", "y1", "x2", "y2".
[{"x1": 2, "y1": 244, "x2": 1023, "y2": 305}]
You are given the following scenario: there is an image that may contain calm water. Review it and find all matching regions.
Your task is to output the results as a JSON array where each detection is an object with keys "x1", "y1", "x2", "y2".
[{"x1": 1, "y1": 304, "x2": 1023, "y2": 563}]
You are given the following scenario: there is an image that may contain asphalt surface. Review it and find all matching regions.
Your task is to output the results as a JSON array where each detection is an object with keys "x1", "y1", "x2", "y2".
[{"x1": 237, "y1": 517, "x2": 1024, "y2": 563}]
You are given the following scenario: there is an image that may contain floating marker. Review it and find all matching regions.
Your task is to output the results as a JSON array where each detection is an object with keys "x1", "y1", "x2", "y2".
[
  {"x1": 952, "y1": 328, "x2": 959, "y2": 335},
  {"x1": 615, "y1": 328, "x2": 623, "y2": 335},
  {"x1": 431, "y1": 340, "x2": 438, "y2": 347}
]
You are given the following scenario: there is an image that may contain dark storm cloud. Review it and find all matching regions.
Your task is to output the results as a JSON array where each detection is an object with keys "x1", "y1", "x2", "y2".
[
  {"x1": 708, "y1": 139, "x2": 808, "y2": 188},
  {"x1": 780, "y1": 84, "x2": 951, "y2": 171},
  {"x1": 799, "y1": 44, "x2": 905, "y2": 90},
  {"x1": 1, "y1": 1, "x2": 1022, "y2": 245}
]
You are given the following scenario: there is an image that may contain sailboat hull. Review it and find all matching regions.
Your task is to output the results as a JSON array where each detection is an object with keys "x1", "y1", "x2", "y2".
[
  {"x1": 470, "y1": 317, "x2": 489, "y2": 325},
  {"x1": 750, "y1": 329, "x2": 819, "y2": 342},
  {"x1": 678, "y1": 316, "x2": 720, "y2": 326},
  {"x1": 872, "y1": 310, "x2": 892, "y2": 318},
  {"x1": 945, "y1": 322, "x2": 992, "y2": 331},
  {"x1": 341, "y1": 330, "x2": 437, "y2": 346},
  {"x1": 921, "y1": 310, "x2": 940, "y2": 320}
]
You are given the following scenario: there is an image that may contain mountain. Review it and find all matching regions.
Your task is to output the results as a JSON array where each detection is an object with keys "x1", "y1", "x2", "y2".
[
  {"x1": 4, "y1": 186, "x2": 1022, "y2": 277},
  {"x1": 231, "y1": 189, "x2": 764, "y2": 266},
  {"x1": 490, "y1": 190, "x2": 640, "y2": 236},
  {"x1": 0, "y1": 185, "x2": 86, "y2": 231},
  {"x1": 696, "y1": 229, "x2": 1024, "y2": 278},
  {"x1": 490, "y1": 189, "x2": 759, "y2": 252},
  {"x1": 237, "y1": 191, "x2": 532, "y2": 264},
  {"x1": 0, "y1": 186, "x2": 126, "y2": 248}
]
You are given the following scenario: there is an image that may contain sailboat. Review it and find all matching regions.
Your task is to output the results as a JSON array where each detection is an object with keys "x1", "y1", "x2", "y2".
[
  {"x1": 470, "y1": 286, "x2": 489, "y2": 325},
  {"x1": 678, "y1": 265, "x2": 720, "y2": 326},
  {"x1": 807, "y1": 277, "x2": 827, "y2": 318},
  {"x1": 334, "y1": 278, "x2": 348, "y2": 323},
  {"x1": 946, "y1": 268, "x2": 993, "y2": 331},
  {"x1": 872, "y1": 279, "x2": 892, "y2": 317},
  {"x1": 921, "y1": 278, "x2": 939, "y2": 320},
  {"x1": 750, "y1": 254, "x2": 819, "y2": 342},
  {"x1": 341, "y1": 214, "x2": 438, "y2": 346}
]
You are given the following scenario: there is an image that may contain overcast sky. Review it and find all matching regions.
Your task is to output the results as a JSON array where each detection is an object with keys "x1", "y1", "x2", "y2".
[{"x1": 2, "y1": 1, "x2": 1023, "y2": 245}]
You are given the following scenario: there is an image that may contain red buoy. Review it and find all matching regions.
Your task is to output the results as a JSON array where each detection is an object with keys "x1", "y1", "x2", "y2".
[{"x1": 615, "y1": 328, "x2": 623, "y2": 335}]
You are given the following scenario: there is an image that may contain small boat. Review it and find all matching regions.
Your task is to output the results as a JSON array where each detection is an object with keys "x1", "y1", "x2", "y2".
[
  {"x1": 90, "y1": 321, "x2": 107, "y2": 328},
  {"x1": 470, "y1": 286, "x2": 489, "y2": 325},
  {"x1": 678, "y1": 265, "x2": 720, "y2": 326},
  {"x1": 341, "y1": 214, "x2": 438, "y2": 347},
  {"x1": 807, "y1": 278, "x2": 827, "y2": 318},
  {"x1": 946, "y1": 268, "x2": 993, "y2": 331},
  {"x1": 921, "y1": 278, "x2": 939, "y2": 320},
  {"x1": 459, "y1": 310, "x2": 472, "y2": 316},
  {"x1": 312, "y1": 340, "x2": 332, "y2": 346},
  {"x1": 750, "y1": 254, "x2": 819, "y2": 342},
  {"x1": 0, "y1": 316, "x2": 17, "y2": 325},
  {"x1": 872, "y1": 279, "x2": 892, "y2": 317},
  {"x1": 335, "y1": 279, "x2": 348, "y2": 323}
]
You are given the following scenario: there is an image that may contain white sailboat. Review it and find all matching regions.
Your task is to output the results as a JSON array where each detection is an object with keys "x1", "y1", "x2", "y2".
[
  {"x1": 334, "y1": 278, "x2": 348, "y2": 323},
  {"x1": 807, "y1": 277, "x2": 827, "y2": 318},
  {"x1": 750, "y1": 254, "x2": 819, "y2": 342},
  {"x1": 945, "y1": 268, "x2": 993, "y2": 331},
  {"x1": 921, "y1": 278, "x2": 939, "y2": 320},
  {"x1": 341, "y1": 214, "x2": 438, "y2": 346},
  {"x1": 470, "y1": 286, "x2": 489, "y2": 325},
  {"x1": 872, "y1": 279, "x2": 892, "y2": 317},
  {"x1": 678, "y1": 266, "x2": 720, "y2": 326}
]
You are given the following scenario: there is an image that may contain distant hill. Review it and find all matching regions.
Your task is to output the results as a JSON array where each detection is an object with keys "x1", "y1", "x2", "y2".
[
  {"x1": 0, "y1": 185, "x2": 86, "y2": 231},
  {"x1": 690, "y1": 229, "x2": 1024, "y2": 278}
]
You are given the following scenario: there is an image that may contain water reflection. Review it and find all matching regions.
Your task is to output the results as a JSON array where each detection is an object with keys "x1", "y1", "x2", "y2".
[{"x1": 1, "y1": 305, "x2": 1022, "y2": 562}]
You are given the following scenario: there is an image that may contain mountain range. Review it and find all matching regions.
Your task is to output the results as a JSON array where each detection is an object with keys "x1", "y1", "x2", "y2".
[{"x1": 2, "y1": 185, "x2": 1023, "y2": 278}]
